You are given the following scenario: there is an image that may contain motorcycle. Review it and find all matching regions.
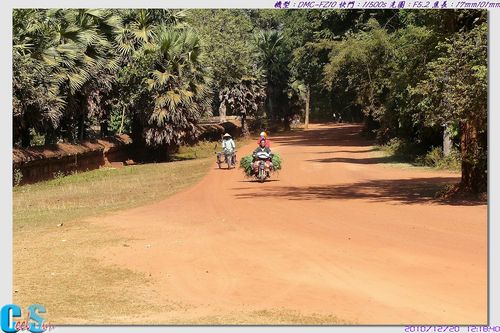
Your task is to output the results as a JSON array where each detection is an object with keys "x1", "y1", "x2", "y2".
[
  {"x1": 253, "y1": 151, "x2": 274, "y2": 182},
  {"x1": 216, "y1": 150, "x2": 237, "y2": 169}
]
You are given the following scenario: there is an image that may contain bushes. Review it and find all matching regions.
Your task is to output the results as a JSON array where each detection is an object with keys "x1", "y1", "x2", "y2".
[
  {"x1": 381, "y1": 138, "x2": 422, "y2": 162},
  {"x1": 415, "y1": 147, "x2": 460, "y2": 171},
  {"x1": 13, "y1": 169, "x2": 23, "y2": 187},
  {"x1": 381, "y1": 138, "x2": 461, "y2": 171}
]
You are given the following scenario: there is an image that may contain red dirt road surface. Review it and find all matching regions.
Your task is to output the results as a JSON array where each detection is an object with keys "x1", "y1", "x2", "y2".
[{"x1": 90, "y1": 124, "x2": 487, "y2": 324}]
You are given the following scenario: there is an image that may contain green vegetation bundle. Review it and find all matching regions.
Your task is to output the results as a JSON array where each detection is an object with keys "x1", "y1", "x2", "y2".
[
  {"x1": 239, "y1": 155, "x2": 254, "y2": 176},
  {"x1": 272, "y1": 153, "x2": 283, "y2": 170},
  {"x1": 239, "y1": 153, "x2": 282, "y2": 176}
]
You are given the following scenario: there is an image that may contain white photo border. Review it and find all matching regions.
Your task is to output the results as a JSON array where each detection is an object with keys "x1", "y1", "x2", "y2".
[{"x1": 1, "y1": 4, "x2": 498, "y2": 333}]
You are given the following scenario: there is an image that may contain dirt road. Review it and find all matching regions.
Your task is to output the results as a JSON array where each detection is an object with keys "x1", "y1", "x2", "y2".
[{"x1": 90, "y1": 124, "x2": 487, "y2": 324}]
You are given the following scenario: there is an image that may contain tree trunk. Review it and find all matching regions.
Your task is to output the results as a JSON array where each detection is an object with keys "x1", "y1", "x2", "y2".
[
  {"x1": 130, "y1": 112, "x2": 145, "y2": 161},
  {"x1": 118, "y1": 107, "x2": 126, "y2": 135},
  {"x1": 241, "y1": 113, "x2": 249, "y2": 137},
  {"x1": 131, "y1": 113, "x2": 143, "y2": 143},
  {"x1": 100, "y1": 120, "x2": 109, "y2": 138},
  {"x1": 459, "y1": 120, "x2": 487, "y2": 193},
  {"x1": 45, "y1": 129, "x2": 58, "y2": 145},
  {"x1": 77, "y1": 113, "x2": 86, "y2": 141},
  {"x1": 78, "y1": 95, "x2": 88, "y2": 142},
  {"x1": 284, "y1": 115, "x2": 291, "y2": 131},
  {"x1": 100, "y1": 105, "x2": 110, "y2": 138},
  {"x1": 267, "y1": 86, "x2": 274, "y2": 120},
  {"x1": 19, "y1": 112, "x2": 31, "y2": 147},
  {"x1": 20, "y1": 126, "x2": 30, "y2": 148},
  {"x1": 443, "y1": 124, "x2": 452, "y2": 156},
  {"x1": 219, "y1": 101, "x2": 227, "y2": 123},
  {"x1": 305, "y1": 85, "x2": 310, "y2": 129}
]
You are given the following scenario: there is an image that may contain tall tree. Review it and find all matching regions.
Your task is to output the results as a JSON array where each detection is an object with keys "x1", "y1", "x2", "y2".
[
  {"x1": 219, "y1": 74, "x2": 266, "y2": 135},
  {"x1": 143, "y1": 28, "x2": 211, "y2": 146},
  {"x1": 256, "y1": 29, "x2": 290, "y2": 124},
  {"x1": 413, "y1": 22, "x2": 487, "y2": 192},
  {"x1": 186, "y1": 9, "x2": 258, "y2": 118}
]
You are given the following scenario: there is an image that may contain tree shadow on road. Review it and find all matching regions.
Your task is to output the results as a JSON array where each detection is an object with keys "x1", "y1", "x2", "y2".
[
  {"x1": 307, "y1": 156, "x2": 404, "y2": 165},
  {"x1": 237, "y1": 179, "x2": 281, "y2": 183},
  {"x1": 272, "y1": 124, "x2": 372, "y2": 148},
  {"x1": 314, "y1": 148, "x2": 380, "y2": 154},
  {"x1": 233, "y1": 177, "x2": 486, "y2": 206}
]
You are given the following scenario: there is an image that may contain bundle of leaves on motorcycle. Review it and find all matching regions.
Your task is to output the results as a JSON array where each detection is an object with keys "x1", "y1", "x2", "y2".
[{"x1": 239, "y1": 153, "x2": 282, "y2": 177}]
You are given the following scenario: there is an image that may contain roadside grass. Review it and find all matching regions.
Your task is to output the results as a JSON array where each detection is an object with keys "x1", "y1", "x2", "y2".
[
  {"x1": 13, "y1": 154, "x2": 214, "y2": 323},
  {"x1": 13, "y1": 158, "x2": 212, "y2": 229},
  {"x1": 173, "y1": 137, "x2": 251, "y2": 161},
  {"x1": 13, "y1": 138, "x2": 256, "y2": 323},
  {"x1": 13, "y1": 138, "x2": 261, "y2": 229},
  {"x1": 13, "y1": 223, "x2": 190, "y2": 324},
  {"x1": 373, "y1": 141, "x2": 460, "y2": 172},
  {"x1": 173, "y1": 140, "x2": 220, "y2": 160}
]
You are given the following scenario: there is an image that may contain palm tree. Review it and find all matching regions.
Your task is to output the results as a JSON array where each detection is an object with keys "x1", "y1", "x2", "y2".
[
  {"x1": 256, "y1": 29, "x2": 290, "y2": 121},
  {"x1": 13, "y1": 9, "x2": 204, "y2": 148},
  {"x1": 144, "y1": 28, "x2": 211, "y2": 146},
  {"x1": 13, "y1": 9, "x2": 123, "y2": 144},
  {"x1": 219, "y1": 75, "x2": 266, "y2": 136},
  {"x1": 287, "y1": 79, "x2": 308, "y2": 128},
  {"x1": 114, "y1": 9, "x2": 188, "y2": 57},
  {"x1": 13, "y1": 9, "x2": 64, "y2": 146},
  {"x1": 46, "y1": 9, "x2": 122, "y2": 140}
]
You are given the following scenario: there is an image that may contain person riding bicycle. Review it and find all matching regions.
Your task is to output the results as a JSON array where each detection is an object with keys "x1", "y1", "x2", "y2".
[
  {"x1": 256, "y1": 131, "x2": 271, "y2": 148},
  {"x1": 222, "y1": 133, "x2": 236, "y2": 165},
  {"x1": 252, "y1": 138, "x2": 273, "y2": 173}
]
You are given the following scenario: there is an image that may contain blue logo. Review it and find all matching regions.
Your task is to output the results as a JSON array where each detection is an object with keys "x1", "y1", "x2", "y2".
[{"x1": 1, "y1": 304, "x2": 53, "y2": 333}]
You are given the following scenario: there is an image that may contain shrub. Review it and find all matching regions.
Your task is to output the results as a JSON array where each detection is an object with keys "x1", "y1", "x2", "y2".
[
  {"x1": 13, "y1": 169, "x2": 23, "y2": 187},
  {"x1": 53, "y1": 171, "x2": 66, "y2": 179},
  {"x1": 381, "y1": 138, "x2": 421, "y2": 161},
  {"x1": 416, "y1": 147, "x2": 443, "y2": 167},
  {"x1": 416, "y1": 147, "x2": 460, "y2": 170}
]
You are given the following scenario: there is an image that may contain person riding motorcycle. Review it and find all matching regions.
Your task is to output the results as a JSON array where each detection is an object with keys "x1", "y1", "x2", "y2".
[
  {"x1": 252, "y1": 138, "x2": 273, "y2": 174},
  {"x1": 222, "y1": 133, "x2": 236, "y2": 166},
  {"x1": 256, "y1": 131, "x2": 271, "y2": 148}
]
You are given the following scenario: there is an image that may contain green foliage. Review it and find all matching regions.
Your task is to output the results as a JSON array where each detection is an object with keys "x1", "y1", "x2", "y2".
[
  {"x1": 239, "y1": 155, "x2": 254, "y2": 176},
  {"x1": 381, "y1": 138, "x2": 421, "y2": 162},
  {"x1": 219, "y1": 76, "x2": 266, "y2": 120},
  {"x1": 109, "y1": 107, "x2": 131, "y2": 134},
  {"x1": 143, "y1": 28, "x2": 211, "y2": 146},
  {"x1": 415, "y1": 147, "x2": 461, "y2": 170},
  {"x1": 239, "y1": 153, "x2": 282, "y2": 176},
  {"x1": 412, "y1": 21, "x2": 487, "y2": 191},
  {"x1": 413, "y1": 22, "x2": 487, "y2": 130},
  {"x1": 317, "y1": 11, "x2": 486, "y2": 191},
  {"x1": 12, "y1": 9, "x2": 487, "y2": 192},
  {"x1": 271, "y1": 153, "x2": 283, "y2": 170},
  {"x1": 13, "y1": 9, "x2": 124, "y2": 145},
  {"x1": 173, "y1": 140, "x2": 218, "y2": 160},
  {"x1": 286, "y1": 80, "x2": 307, "y2": 118},
  {"x1": 110, "y1": 10, "x2": 213, "y2": 147},
  {"x1": 324, "y1": 19, "x2": 394, "y2": 122},
  {"x1": 13, "y1": 9, "x2": 209, "y2": 148},
  {"x1": 187, "y1": 10, "x2": 257, "y2": 89},
  {"x1": 256, "y1": 29, "x2": 291, "y2": 121},
  {"x1": 381, "y1": 140, "x2": 460, "y2": 171}
]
